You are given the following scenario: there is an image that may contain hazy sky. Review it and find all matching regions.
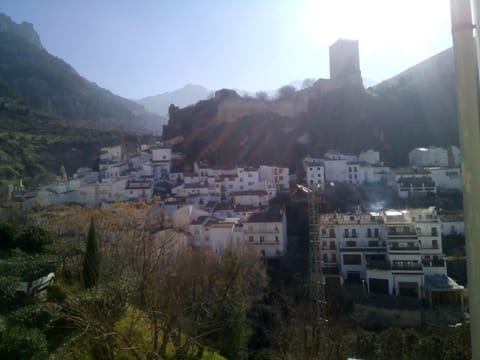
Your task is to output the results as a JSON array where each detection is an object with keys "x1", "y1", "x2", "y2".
[{"x1": 0, "y1": 0, "x2": 453, "y2": 99}]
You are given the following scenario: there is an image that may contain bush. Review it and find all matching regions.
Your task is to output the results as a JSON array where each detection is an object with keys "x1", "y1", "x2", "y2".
[
  {"x1": 46, "y1": 283, "x2": 67, "y2": 303},
  {"x1": 0, "y1": 325, "x2": 49, "y2": 360}
]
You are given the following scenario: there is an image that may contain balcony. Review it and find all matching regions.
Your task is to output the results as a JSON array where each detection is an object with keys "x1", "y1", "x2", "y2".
[
  {"x1": 422, "y1": 259, "x2": 445, "y2": 267},
  {"x1": 367, "y1": 260, "x2": 391, "y2": 270},
  {"x1": 340, "y1": 241, "x2": 387, "y2": 252},
  {"x1": 387, "y1": 229, "x2": 417, "y2": 236},
  {"x1": 391, "y1": 262, "x2": 422, "y2": 271},
  {"x1": 389, "y1": 244, "x2": 420, "y2": 252},
  {"x1": 244, "y1": 228, "x2": 279, "y2": 234}
]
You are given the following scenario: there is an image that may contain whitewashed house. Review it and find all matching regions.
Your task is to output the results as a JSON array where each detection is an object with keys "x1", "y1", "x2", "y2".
[
  {"x1": 258, "y1": 165, "x2": 290, "y2": 191},
  {"x1": 320, "y1": 209, "x2": 462, "y2": 306},
  {"x1": 100, "y1": 145, "x2": 123, "y2": 162},
  {"x1": 426, "y1": 167, "x2": 462, "y2": 191},
  {"x1": 304, "y1": 158, "x2": 326, "y2": 189},
  {"x1": 242, "y1": 205, "x2": 287, "y2": 258},
  {"x1": 232, "y1": 190, "x2": 269, "y2": 207},
  {"x1": 394, "y1": 168, "x2": 436, "y2": 198},
  {"x1": 125, "y1": 179, "x2": 153, "y2": 201}
]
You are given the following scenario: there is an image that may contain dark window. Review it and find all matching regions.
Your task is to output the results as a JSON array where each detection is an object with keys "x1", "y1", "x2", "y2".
[
  {"x1": 374, "y1": 228, "x2": 379, "y2": 237},
  {"x1": 344, "y1": 229, "x2": 349, "y2": 237},
  {"x1": 352, "y1": 229, "x2": 357, "y2": 237},
  {"x1": 367, "y1": 228, "x2": 372, "y2": 237},
  {"x1": 431, "y1": 227, "x2": 438, "y2": 236},
  {"x1": 343, "y1": 254, "x2": 361, "y2": 265},
  {"x1": 329, "y1": 229, "x2": 336, "y2": 238}
]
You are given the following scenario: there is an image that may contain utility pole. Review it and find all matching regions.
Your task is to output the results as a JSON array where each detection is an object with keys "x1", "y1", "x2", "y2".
[{"x1": 450, "y1": 1, "x2": 480, "y2": 359}]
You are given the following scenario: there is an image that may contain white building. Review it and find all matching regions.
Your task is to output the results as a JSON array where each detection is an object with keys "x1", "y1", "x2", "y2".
[
  {"x1": 304, "y1": 158, "x2": 325, "y2": 189},
  {"x1": 232, "y1": 190, "x2": 269, "y2": 207},
  {"x1": 426, "y1": 167, "x2": 462, "y2": 191},
  {"x1": 258, "y1": 165, "x2": 290, "y2": 191},
  {"x1": 320, "y1": 208, "x2": 462, "y2": 306},
  {"x1": 243, "y1": 205, "x2": 287, "y2": 258},
  {"x1": 408, "y1": 146, "x2": 463, "y2": 167},
  {"x1": 100, "y1": 145, "x2": 123, "y2": 162},
  {"x1": 358, "y1": 149, "x2": 380, "y2": 165},
  {"x1": 394, "y1": 168, "x2": 436, "y2": 198},
  {"x1": 125, "y1": 179, "x2": 153, "y2": 201}
]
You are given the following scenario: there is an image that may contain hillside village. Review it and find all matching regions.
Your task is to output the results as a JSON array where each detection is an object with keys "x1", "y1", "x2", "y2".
[
  {"x1": 8, "y1": 39, "x2": 465, "y2": 314},
  {"x1": 12, "y1": 137, "x2": 466, "y2": 308}
]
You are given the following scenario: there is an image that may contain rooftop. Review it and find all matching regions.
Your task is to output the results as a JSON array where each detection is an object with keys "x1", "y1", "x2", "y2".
[{"x1": 245, "y1": 205, "x2": 285, "y2": 223}]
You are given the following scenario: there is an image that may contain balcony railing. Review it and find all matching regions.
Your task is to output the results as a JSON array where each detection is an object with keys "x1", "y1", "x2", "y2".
[
  {"x1": 367, "y1": 260, "x2": 391, "y2": 270},
  {"x1": 422, "y1": 259, "x2": 445, "y2": 267},
  {"x1": 244, "y1": 229, "x2": 279, "y2": 234},
  {"x1": 389, "y1": 245, "x2": 420, "y2": 251},
  {"x1": 391, "y1": 262, "x2": 422, "y2": 271},
  {"x1": 387, "y1": 230, "x2": 417, "y2": 236}
]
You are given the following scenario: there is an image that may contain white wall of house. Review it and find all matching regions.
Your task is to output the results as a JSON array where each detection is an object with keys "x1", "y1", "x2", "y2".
[
  {"x1": 409, "y1": 147, "x2": 449, "y2": 167},
  {"x1": 427, "y1": 167, "x2": 462, "y2": 191},
  {"x1": 305, "y1": 162, "x2": 325, "y2": 189},
  {"x1": 324, "y1": 159, "x2": 348, "y2": 183},
  {"x1": 152, "y1": 148, "x2": 172, "y2": 162},
  {"x1": 100, "y1": 145, "x2": 122, "y2": 162},
  {"x1": 243, "y1": 207, "x2": 287, "y2": 258},
  {"x1": 358, "y1": 150, "x2": 380, "y2": 165},
  {"x1": 232, "y1": 191, "x2": 269, "y2": 207},
  {"x1": 258, "y1": 165, "x2": 290, "y2": 191}
]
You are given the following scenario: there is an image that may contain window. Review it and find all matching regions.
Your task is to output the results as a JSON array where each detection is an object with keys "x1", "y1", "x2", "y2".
[
  {"x1": 332, "y1": 254, "x2": 337, "y2": 262},
  {"x1": 432, "y1": 239, "x2": 438, "y2": 249},
  {"x1": 367, "y1": 228, "x2": 372, "y2": 237},
  {"x1": 322, "y1": 241, "x2": 327, "y2": 248},
  {"x1": 349, "y1": 167, "x2": 352, "y2": 172},
  {"x1": 321, "y1": 228, "x2": 327, "y2": 235},
  {"x1": 352, "y1": 229, "x2": 357, "y2": 237},
  {"x1": 374, "y1": 228, "x2": 379, "y2": 237},
  {"x1": 260, "y1": 236, "x2": 265, "y2": 243},
  {"x1": 275, "y1": 236, "x2": 279, "y2": 243},
  {"x1": 330, "y1": 241, "x2": 335, "y2": 249},
  {"x1": 249, "y1": 236, "x2": 254, "y2": 242},
  {"x1": 344, "y1": 229, "x2": 349, "y2": 237},
  {"x1": 323, "y1": 254, "x2": 328, "y2": 263},
  {"x1": 329, "y1": 229, "x2": 335, "y2": 237},
  {"x1": 346, "y1": 240, "x2": 356, "y2": 247},
  {"x1": 431, "y1": 227, "x2": 438, "y2": 236},
  {"x1": 343, "y1": 254, "x2": 361, "y2": 265}
]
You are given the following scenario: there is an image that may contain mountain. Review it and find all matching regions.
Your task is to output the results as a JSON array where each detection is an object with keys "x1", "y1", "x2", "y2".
[
  {"x1": 163, "y1": 47, "x2": 459, "y2": 169},
  {"x1": 0, "y1": 13, "x2": 165, "y2": 133},
  {"x1": 137, "y1": 84, "x2": 210, "y2": 117},
  {"x1": 0, "y1": 13, "x2": 166, "y2": 187}
]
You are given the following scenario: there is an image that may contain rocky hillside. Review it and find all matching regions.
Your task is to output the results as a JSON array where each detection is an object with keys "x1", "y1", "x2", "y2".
[
  {"x1": 0, "y1": 13, "x2": 165, "y2": 133},
  {"x1": 163, "y1": 48, "x2": 459, "y2": 169},
  {"x1": 0, "y1": 13, "x2": 166, "y2": 186}
]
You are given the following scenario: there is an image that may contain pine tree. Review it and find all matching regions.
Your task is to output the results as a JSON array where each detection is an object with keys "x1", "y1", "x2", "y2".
[{"x1": 82, "y1": 218, "x2": 100, "y2": 289}]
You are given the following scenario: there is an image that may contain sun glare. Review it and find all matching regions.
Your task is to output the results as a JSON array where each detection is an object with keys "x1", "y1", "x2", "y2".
[{"x1": 301, "y1": 0, "x2": 450, "y2": 61}]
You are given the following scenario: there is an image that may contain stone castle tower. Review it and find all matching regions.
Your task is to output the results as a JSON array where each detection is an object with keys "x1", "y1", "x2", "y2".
[{"x1": 329, "y1": 39, "x2": 362, "y2": 84}]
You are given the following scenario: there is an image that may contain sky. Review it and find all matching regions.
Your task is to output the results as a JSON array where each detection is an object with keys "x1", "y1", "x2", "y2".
[{"x1": 0, "y1": 0, "x2": 453, "y2": 99}]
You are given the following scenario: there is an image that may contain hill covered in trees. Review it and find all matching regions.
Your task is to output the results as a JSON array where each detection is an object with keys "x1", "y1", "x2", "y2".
[{"x1": 0, "y1": 13, "x2": 167, "y2": 186}]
